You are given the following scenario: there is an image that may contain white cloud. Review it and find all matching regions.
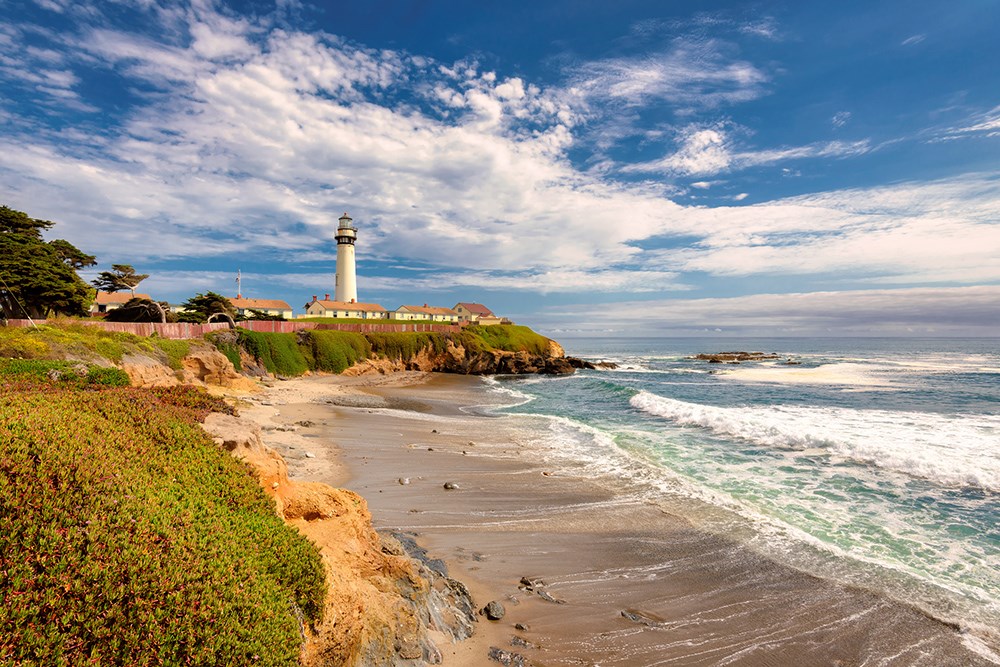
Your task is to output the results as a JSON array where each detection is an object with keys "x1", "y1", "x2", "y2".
[
  {"x1": 901, "y1": 34, "x2": 926, "y2": 46},
  {"x1": 625, "y1": 124, "x2": 873, "y2": 176},
  {"x1": 647, "y1": 175, "x2": 1000, "y2": 282},
  {"x1": 568, "y1": 39, "x2": 769, "y2": 110},
  {"x1": 732, "y1": 192, "x2": 748, "y2": 201},
  {"x1": 935, "y1": 106, "x2": 1000, "y2": 140},
  {"x1": 1, "y1": 2, "x2": 998, "y2": 309},
  {"x1": 832, "y1": 111, "x2": 851, "y2": 128}
]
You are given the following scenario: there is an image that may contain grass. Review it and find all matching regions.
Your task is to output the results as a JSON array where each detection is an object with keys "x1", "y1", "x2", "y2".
[
  {"x1": 0, "y1": 320, "x2": 195, "y2": 370},
  {"x1": 219, "y1": 325, "x2": 555, "y2": 376},
  {"x1": 234, "y1": 329, "x2": 308, "y2": 376},
  {"x1": 298, "y1": 330, "x2": 371, "y2": 373},
  {"x1": 0, "y1": 379, "x2": 326, "y2": 666},
  {"x1": 462, "y1": 324, "x2": 551, "y2": 355},
  {"x1": 366, "y1": 332, "x2": 448, "y2": 360},
  {"x1": 0, "y1": 358, "x2": 130, "y2": 387}
]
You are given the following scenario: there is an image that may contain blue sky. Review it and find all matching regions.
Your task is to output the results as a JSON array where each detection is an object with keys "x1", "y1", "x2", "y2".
[{"x1": 2, "y1": 0, "x2": 998, "y2": 336}]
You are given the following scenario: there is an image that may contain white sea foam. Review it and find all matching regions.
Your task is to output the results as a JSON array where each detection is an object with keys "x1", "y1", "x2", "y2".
[
  {"x1": 630, "y1": 391, "x2": 1000, "y2": 492},
  {"x1": 716, "y1": 362, "x2": 902, "y2": 387}
]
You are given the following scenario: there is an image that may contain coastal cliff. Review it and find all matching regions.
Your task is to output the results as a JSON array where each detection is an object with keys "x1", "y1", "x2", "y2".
[
  {"x1": 202, "y1": 413, "x2": 475, "y2": 666},
  {"x1": 343, "y1": 335, "x2": 574, "y2": 376},
  {"x1": 0, "y1": 322, "x2": 570, "y2": 665}
]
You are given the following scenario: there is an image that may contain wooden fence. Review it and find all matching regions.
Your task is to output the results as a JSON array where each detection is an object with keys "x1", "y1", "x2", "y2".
[{"x1": 2, "y1": 319, "x2": 463, "y2": 339}]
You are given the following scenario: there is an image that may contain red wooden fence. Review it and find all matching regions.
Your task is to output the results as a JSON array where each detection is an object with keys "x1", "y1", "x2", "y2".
[{"x1": 2, "y1": 319, "x2": 463, "y2": 339}]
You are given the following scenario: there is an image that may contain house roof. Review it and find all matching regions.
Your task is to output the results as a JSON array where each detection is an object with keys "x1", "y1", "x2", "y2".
[
  {"x1": 399, "y1": 305, "x2": 458, "y2": 316},
  {"x1": 309, "y1": 300, "x2": 387, "y2": 312},
  {"x1": 94, "y1": 291, "x2": 151, "y2": 305},
  {"x1": 454, "y1": 302, "x2": 494, "y2": 316},
  {"x1": 231, "y1": 297, "x2": 292, "y2": 310}
]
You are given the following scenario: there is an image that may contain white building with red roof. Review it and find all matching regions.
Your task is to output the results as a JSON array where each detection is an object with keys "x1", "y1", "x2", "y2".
[
  {"x1": 452, "y1": 302, "x2": 505, "y2": 324},
  {"x1": 303, "y1": 294, "x2": 388, "y2": 319},
  {"x1": 230, "y1": 297, "x2": 293, "y2": 319},
  {"x1": 391, "y1": 304, "x2": 460, "y2": 323}
]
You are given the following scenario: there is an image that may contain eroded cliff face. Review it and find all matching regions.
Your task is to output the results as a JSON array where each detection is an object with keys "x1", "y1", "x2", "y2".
[
  {"x1": 344, "y1": 338, "x2": 575, "y2": 377},
  {"x1": 202, "y1": 413, "x2": 475, "y2": 666},
  {"x1": 120, "y1": 346, "x2": 259, "y2": 391}
]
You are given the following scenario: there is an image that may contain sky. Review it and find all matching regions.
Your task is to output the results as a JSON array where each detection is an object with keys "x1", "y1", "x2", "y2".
[{"x1": 2, "y1": 0, "x2": 999, "y2": 337}]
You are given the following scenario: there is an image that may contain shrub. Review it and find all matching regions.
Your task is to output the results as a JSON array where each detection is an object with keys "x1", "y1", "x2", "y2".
[
  {"x1": 0, "y1": 383, "x2": 325, "y2": 665},
  {"x1": 0, "y1": 327, "x2": 50, "y2": 358},
  {"x1": 236, "y1": 329, "x2": 308, "y2": 376},
  {"x1": 0, "y1": 359, "x2": 130, "y2": 387},
  {"x1": 299, "y1": 330, "x2": 371, "y2": 373},
  {"x1": 153, "y1": 338, "x2": 191, "y2": 370},
  {"x1": 462, "y1": 324, "x2": 550, "y2": 355},
  {"x1": 367, "y1": 332, "x2": 447, "y2": 360}
]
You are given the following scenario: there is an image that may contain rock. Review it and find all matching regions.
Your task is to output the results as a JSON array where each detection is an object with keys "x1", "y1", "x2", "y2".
[
  {"x1": 511, "y1": 636, "x2": 535, "y2": 649},
  {"x1": 488, "y1": 647, "x2": 527, "y2": 667},
  {"x1": 295, "y1": 419, "x2": 316, "y2": 427},
  {"x1": 518, "y1": 576, "x2": 545, "y2": 590},
  {"x1": 432, "y1": 429, "x2": 439, "y2": 433},
  {"x1": 304, "y1": 452, "x2": 315, "y2": 458},
  {"x1": 514, "y1": 623, "x2": 530, "y2": 631},
  {"x1": 395, "y1": 636, "x2": 423, "y2": 660},
  {"x1": 620, "y1": 609, "x2": 665, "y2": 626},
  {"x1": 693, "y1": 351, "x2": 780, "y2": 363},
  {"x1": 536, "y1": 590, "x2": 565, "y2": 604},
  {"x1": 443, "y1": 482, "x2": 460, "y2": 490},
  {"x1": 481, "y1": 601, "x2": 506, "y2": 620},
  {"x1": 398, "y1": 477, "x2": 410, "y2": 485}
]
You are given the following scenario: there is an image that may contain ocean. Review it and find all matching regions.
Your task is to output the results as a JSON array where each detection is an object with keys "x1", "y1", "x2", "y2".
[{"x1": 485, "y1": 338, "x2": 1000, "y2": 661}]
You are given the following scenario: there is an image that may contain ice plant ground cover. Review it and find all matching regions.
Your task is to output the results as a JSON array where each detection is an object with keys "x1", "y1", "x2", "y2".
[{"x1": 0, "y1": 373, "x2": 326, "y2": 666}]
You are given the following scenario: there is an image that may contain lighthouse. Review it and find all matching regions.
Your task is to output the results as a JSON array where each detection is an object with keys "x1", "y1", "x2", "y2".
[{"x1": 334, "y1": 212, "x2": 358, "y2": 303}]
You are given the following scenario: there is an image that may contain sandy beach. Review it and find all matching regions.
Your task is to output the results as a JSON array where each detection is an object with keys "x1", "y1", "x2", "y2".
[{"x1": 239, "y1": 371, "x2": 992, "y2": 667}]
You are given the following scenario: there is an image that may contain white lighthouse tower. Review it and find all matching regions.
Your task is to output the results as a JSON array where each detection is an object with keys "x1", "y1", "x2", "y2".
[{"x1": 334, "y1": 212, "x2": 358, "y2": 303}]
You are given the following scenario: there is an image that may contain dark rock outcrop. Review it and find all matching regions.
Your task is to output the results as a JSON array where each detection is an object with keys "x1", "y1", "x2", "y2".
[
  {"x1": 693, "y1": 351, "x2": 780, "y2": 363},
  {"x1": 566, "y1": 357, "x2": 619, "y2": 370}
]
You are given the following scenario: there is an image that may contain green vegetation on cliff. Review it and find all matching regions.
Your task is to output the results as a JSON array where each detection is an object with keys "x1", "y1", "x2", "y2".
[
  {"x1": 0, "y1": 371, "x2": 326, "y2": 666},
  {"x1": 300, "y1": 330, "x2": 372, "y2": 373},
  {"x1": 460, "y1": 324, "x2": 551, "y2": 355},
  {"x1": 0, "y1": 320, "x2": 189, "y2": 368},
  {"x1": 221, "y1": 324, "x2": 555, "y2": 376}
]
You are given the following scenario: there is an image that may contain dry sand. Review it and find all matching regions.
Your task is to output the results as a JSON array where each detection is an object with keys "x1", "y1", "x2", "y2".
[{"x1": 242, "y1": 372, "x2": 991, "y2": 667}]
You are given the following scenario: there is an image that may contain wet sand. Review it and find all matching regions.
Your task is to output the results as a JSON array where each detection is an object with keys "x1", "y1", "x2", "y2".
[{"x1": 246, "y1": 372, "x2": 993, "y2": 667}]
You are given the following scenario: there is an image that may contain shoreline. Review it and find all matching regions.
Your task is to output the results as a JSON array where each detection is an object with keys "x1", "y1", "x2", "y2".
[{"x1": 241, "y1": 371, "x2": 994, "y2": 666}]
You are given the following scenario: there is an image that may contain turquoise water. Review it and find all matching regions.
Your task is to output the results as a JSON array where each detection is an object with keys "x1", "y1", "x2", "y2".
[{"x1": 488, "y1": 338, "x2": 1000, "y2": 656}]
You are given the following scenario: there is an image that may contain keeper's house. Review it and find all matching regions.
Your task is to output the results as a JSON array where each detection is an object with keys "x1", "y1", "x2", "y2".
[
  {"x1": 91, "y1": 291, "x2": 152, "y2": 315},
  {"x1": 230, "y1": 297, "x2": 293, "y2": 320},
  {"x1": 303, "y1": 295, "x2": 388, "y2": 319},
  {"x1": 391, "y1": 304, "x2": 460, "y2": 323}
]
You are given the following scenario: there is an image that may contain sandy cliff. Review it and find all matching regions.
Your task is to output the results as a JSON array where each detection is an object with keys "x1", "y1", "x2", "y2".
[{"x1": 202, "y1": 412, "x2": 475, "y2": 666}]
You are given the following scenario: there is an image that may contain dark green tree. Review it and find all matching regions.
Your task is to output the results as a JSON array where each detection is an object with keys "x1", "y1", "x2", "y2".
[
  {"x1": 176, "y1": 292, "x2": 236, "y2": 324},
  {"x1": 104, "y1": 298, "x2": 175, "y2": 323},
  {"x1": 0, "y1": 205, "x2": 96, "y2": 320},
  {"x1": 247, "y1": 308, "x2": 286, "y2": 321},
  {"x1": 92, "y1": 264, "x2": 149, "y2": 297}
]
